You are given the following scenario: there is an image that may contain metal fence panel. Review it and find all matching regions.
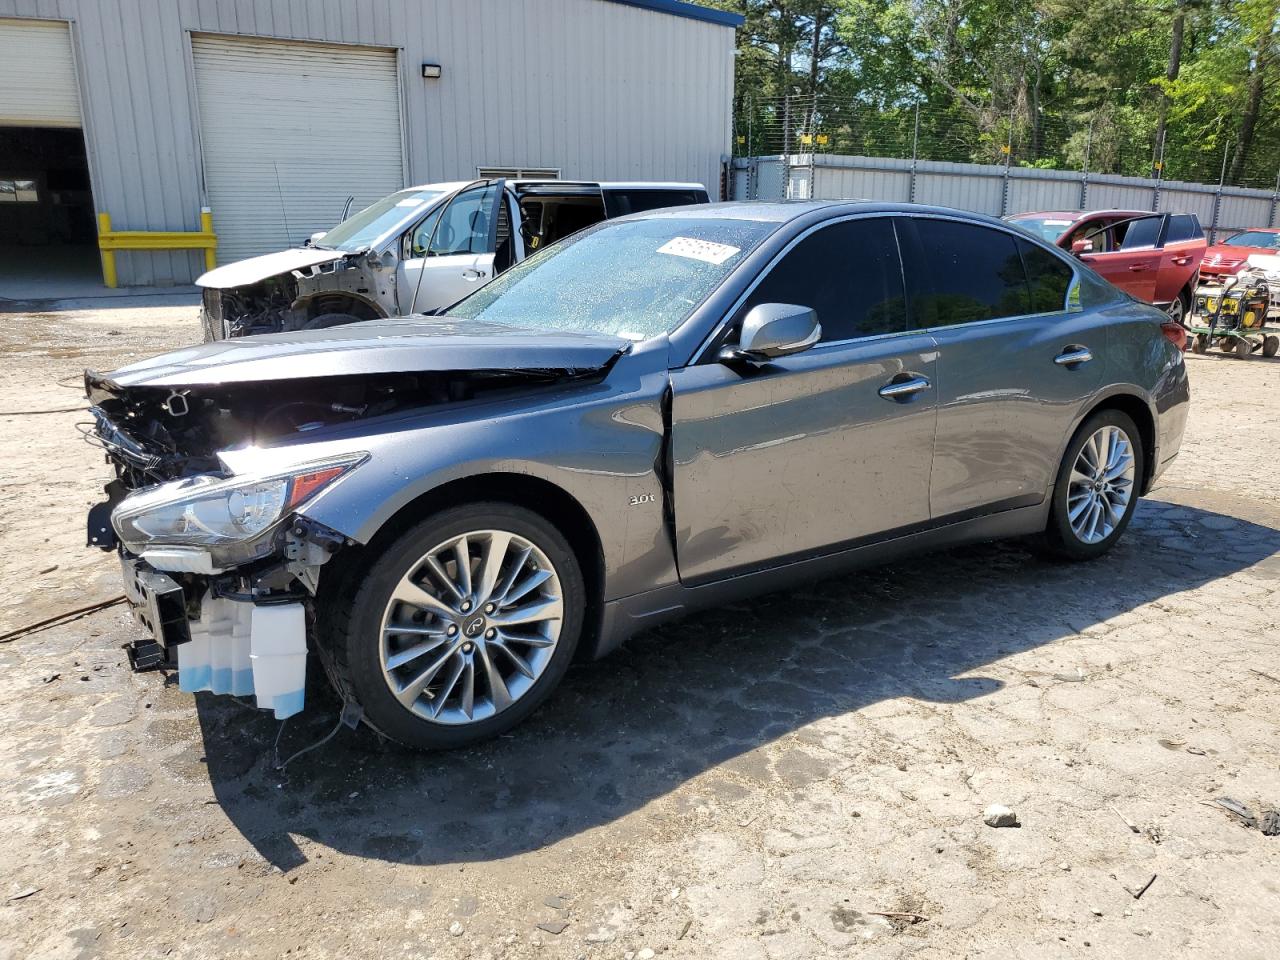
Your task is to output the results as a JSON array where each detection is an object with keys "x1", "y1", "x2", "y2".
[
  {"x1": 1007, "y1": 173, "x2": 1081, "y2": 215},
  {"x1": 1085, "y1": 181, "x2": 1157, "y2": 212},
  {"x1": 812, "y1": 162, "x2": 911, "y2": 202},
  {"x1": 1217, "y1": 193, "x2": 1275, "y2": 233},
  {"x1": 730, "y1": 154, "x2": 1280, "y2": 241},
  {"x1": 1157, "y1": 187, "x2": 1216, "y2": 225}
]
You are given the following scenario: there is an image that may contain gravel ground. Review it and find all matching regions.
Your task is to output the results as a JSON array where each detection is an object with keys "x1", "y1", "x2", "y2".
[{"x1": 1, "y1": 305, "x2": 1278, "y2": 960}]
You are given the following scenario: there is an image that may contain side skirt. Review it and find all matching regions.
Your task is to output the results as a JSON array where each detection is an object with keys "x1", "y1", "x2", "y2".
[{"x1": 594, "y1": 500, "x2": 1050, "y2": 659}]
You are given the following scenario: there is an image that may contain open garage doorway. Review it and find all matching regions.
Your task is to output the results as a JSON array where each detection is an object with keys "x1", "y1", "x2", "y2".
[
  {"x1": 0, "y1": 18, "x2": 98, "y2": 301},
  {"x1": 0, "y1": 126, "x2": 98, "y2": 299}
]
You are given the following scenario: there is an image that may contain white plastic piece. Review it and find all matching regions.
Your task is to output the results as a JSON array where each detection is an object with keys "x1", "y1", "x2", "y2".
[
  {"x1": 141, "y1": 546, "x2": 222, "y2": 574},
  {"x1": 177, "y1": 593, "x2": 307, "y2": 719},
  {"x1": 249, "y1": 604, "x2": 308, "y2": 719}
]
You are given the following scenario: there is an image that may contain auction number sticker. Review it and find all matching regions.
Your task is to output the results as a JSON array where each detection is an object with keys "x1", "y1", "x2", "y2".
[{"x1": 657, "y1": 236, "x2": 741, "y2": 265}]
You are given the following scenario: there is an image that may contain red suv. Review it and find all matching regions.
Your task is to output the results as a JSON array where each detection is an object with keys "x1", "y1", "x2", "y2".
[{"x1": 1007, "y1": 210, "x2": 1206, "y2": 323}]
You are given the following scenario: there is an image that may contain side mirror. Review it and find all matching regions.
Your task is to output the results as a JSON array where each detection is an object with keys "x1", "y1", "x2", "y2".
[
  {"x1": 720, "y1": 303, "x2": 821, "y2": 364},
  {"x1": 1071, "y1": 239, "x2": 1093, "y2": 256},
  {"x1": 305, "y1": 231, "x2": 326, "y2": 248}
]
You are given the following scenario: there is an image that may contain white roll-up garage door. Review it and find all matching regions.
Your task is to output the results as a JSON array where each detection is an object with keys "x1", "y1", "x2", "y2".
[
  {"x1": 0, "y1": 18, "x2": 82, "y2": 127},
  {"x1": 192, "y1": 34, "x2": 405, "y2": 263}
]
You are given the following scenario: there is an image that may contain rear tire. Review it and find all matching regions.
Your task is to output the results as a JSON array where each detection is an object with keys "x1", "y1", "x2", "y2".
[
  {"x1": 1164, "y1": 294, "x2": 1187, "y2": 325},
  {"x1": 1041, "y1": 409, "x2": 1144, "y2": 562},
  {"x1": 1264, "y1": 335, "x2": 1279, "y2": 358},
  {"x1": 320, "y1": 503, "x2": 585, "y2": 750},
  {"x1": 1191, "y1": 334, "x2": 1208, "y2": 354}
]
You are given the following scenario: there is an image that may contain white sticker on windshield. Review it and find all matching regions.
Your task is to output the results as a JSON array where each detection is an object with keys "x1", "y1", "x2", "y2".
[
  {"x1": 396, "y1": 198, "x2": 425, "y2": 207},
  {"x1": 657, "y1": 236, "x2": 740, "y2": 265},
  {"x1": 1043, "y1": 219, "x2": 1072, "y2": 226}
]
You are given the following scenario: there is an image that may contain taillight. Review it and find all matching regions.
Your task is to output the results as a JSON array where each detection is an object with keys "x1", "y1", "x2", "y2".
[{"x1": 1161, "y1": 320, "x2": 1188, "y2": 351}]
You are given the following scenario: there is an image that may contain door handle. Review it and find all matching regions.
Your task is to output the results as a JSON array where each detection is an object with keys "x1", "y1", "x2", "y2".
[
  {"x1": 878, "y1": 375, "x2": 931, "y2": 400},
  {"x1": 1128, "y1": 264, "x2": 1148, "y2": 271},
  {"x1": 1054, "y1": 346, "x2": 1093, "y2": 366},
  {"x1": 462, "y1": 268, "x2": 486, "y2": 281}
]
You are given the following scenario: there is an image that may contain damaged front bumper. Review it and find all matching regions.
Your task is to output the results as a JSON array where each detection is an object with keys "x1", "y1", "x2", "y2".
[
  {"x1": 87, "y1": 467, "x2": 354, "y2": 720},
  {"x1": 115, "y1": 551, "x2": 309, "y2": 718}
]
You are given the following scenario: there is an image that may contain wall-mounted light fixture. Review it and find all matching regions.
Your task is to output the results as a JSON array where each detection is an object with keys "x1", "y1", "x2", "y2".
[{"x1": 421, "y1": 62, "x2": 442, "y2": 79}]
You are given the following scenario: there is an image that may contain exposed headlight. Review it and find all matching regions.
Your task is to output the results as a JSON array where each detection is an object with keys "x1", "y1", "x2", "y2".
[{"x1": 112, "y1": 453, "x2": 366, "y2": 551}]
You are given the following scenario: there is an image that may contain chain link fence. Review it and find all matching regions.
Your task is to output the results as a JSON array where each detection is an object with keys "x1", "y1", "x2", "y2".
[{"x1": 734, "y1": 96, "x2": 1280, "y2": 193}]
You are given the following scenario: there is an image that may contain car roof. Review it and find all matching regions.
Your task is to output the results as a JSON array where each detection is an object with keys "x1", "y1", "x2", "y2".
[
  {"x1": 404, "y1": 179, "x2": 706, "y2": 192},
  {"x1": 1221, "y1": 227, "x2": 1280, "y2": 234},
  {"x1": 1010, "y1": 209, "x2": 1152, "y2": 221},
  {"x1": 631, "y1": 199, "x2": 1037, "y2": 229}
]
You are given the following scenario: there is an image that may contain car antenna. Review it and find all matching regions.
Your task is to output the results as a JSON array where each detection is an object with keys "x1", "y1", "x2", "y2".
[{"x1": 272, "y1": 160, "x2": 293, "y2": 247}]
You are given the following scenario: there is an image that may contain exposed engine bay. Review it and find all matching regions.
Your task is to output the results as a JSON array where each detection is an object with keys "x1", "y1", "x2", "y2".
[
  {"x1": 202, "y1": 254, "x2": 392, "y2": 340},
  {"x1": 87, "y1": 365, "x2": 607, "y2": 490}
]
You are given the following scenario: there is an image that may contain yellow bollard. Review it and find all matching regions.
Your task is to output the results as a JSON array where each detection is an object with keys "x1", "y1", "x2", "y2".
[
  {"x1": 200, "y1": 207, "x2": 216, "y2": 271},
  {"x1": 97, "y1": 212, "x2": 118, "y2": 289}
]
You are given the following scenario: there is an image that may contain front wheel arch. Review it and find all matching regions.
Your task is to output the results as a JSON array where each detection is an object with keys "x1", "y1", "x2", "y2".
[{"x1": 321, "y1": 473, "x2": 606, "y2": 660}]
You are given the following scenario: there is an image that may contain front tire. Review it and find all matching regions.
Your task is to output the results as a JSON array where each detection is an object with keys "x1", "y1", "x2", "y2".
[
  {"x1": 323, "y1": 503, "x2": 585, "y2": 750},
  {"x1": 1042, "y1": 410, "x2": 1144, "y2": 561}
]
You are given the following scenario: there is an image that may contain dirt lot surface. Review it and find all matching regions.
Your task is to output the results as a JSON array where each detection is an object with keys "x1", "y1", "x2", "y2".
[{"x1": 2, "y1": 305, "x2": 1278, "y2": 960}]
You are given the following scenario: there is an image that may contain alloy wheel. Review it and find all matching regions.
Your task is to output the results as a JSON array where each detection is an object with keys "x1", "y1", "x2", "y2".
[
  {"x1": 1165, "y1": 297, "x2": 1184, "y2": 324},
  {"x1": 1067, "y1": 425, "x2": 1136, "y2": 545},
  {"x1": 378, "y1": 529, "x2": 563, "y2": 725}
]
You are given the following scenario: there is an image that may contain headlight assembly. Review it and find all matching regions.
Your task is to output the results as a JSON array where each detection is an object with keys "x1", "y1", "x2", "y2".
[{"x1": 112, "y1": 453, "x2": 366, "y2": 551}]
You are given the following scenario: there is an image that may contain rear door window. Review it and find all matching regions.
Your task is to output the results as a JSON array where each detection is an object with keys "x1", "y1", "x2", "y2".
[
  {"x1": 734, "y1": 217, "x2": 907, "y2": 342},
  {"x1": 1018, "y1": 239, "x2": 1075, "y2": 313},
  {"x1": 603, "y1": 189, "x2": 707, "y2": 218},
  {"x1": 901, "y1": 219, "x2": 1031, "y2": 327},
  {"x1": 1118, "y1": 216, "x2": 1163, "y2": 250},
  {"x1": 1164, "y1": 214, "x2": 1202, "y2": 243}
]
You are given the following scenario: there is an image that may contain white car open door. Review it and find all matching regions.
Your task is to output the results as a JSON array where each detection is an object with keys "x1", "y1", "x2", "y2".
[{"x1": 399, "y1": 180, "x2": 505, "y2": 315}]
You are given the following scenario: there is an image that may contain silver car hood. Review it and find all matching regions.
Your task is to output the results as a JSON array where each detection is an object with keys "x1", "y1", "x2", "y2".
[
  {"x1": 196, "y1": 247, "x2": 348, "y2": 288},
  {"x1": 91, "y1": 318, "x2": 631, "y2": 389}
]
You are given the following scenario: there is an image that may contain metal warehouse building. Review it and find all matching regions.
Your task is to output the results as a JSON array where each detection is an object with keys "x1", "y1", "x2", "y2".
[{"x1": 0, "y1": 0, "x2": 739, "y2": 287}]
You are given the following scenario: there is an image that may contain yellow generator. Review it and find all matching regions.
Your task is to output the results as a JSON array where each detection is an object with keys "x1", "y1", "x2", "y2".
[{"x1": 1191, "y1": 260, "x2": 1280, "y2": 359}]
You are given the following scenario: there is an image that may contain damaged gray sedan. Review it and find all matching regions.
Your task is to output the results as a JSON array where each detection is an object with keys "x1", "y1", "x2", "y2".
[{"x1": 86, "y1": 201, "x2": 1189, "y2": 749}]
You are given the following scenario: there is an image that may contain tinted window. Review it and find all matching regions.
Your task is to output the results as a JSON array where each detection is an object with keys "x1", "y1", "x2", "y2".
[
  {"x1": 1164, "y1": 214, "x2": 1202, "y2": 243},
  {"x1": 604, "y1": 189, "x2": 706, "y2": 217},
  {"x1": 1018, "y1": 239, "x2": 1074, "y2": 313},
  {"x1": 735, "y1": 218, "x2": 906, "y2": 342},
  {"x1": 903, "y1": 219, "x2": 1031, "y2": 326},
  {"x1": 1119, "y1": 216, "x2": 1162, "y2": 250}
]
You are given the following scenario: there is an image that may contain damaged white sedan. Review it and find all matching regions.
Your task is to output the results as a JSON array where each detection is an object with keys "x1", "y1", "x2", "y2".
[{"x1": 198, "y1": 177, "x2": 708, "y2": 340}]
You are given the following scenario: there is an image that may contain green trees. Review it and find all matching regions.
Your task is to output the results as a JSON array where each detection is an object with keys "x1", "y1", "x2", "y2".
[{"x1": 709, "y1": 0, "x2": 1280, "y2": 187}]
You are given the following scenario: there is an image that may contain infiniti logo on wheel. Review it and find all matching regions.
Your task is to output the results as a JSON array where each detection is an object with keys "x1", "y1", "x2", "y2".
[{"x1": 463, "y1": 616, "x2": 486, "y2": 638}]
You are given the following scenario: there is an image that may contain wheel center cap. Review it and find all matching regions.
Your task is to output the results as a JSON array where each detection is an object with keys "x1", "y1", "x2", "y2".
[{"x1": 462, "y1": 615, "x2": 487, "y2": 638}]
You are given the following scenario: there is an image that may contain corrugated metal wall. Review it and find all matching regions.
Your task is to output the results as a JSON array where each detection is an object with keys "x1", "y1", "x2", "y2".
[
  {"x1": 739, "y1": 154, "x2": 1280, "y2": 239},
  {"x1": 0, "y1": 0, "x2": 735, "y2": 285}
]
